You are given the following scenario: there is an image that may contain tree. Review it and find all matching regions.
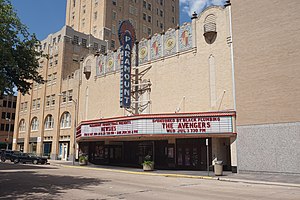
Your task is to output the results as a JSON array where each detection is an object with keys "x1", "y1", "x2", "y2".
[{"x1": 0, "y1": 0, "x2": 45, "y2": 95}]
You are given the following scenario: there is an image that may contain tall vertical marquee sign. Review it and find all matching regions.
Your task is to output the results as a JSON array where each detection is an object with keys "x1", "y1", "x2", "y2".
[{"x1": 118, "y1": 20, "x2": 136, "y2": 108}]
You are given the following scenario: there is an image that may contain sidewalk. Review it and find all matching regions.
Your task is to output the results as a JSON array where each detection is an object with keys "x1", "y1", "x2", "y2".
[{"x1": 49, "y1": 160, "x2": 300, "y2": 188}]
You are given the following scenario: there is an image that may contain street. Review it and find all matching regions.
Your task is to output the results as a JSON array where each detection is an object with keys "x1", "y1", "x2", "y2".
[{"x1": 0, "y1": 162, "x2": 299, "y2": 200}]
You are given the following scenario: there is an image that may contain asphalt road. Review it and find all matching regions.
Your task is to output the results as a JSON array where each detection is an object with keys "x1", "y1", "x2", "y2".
[{"x1": 0, "y1": 162, "x2": 299, "y2": 200}]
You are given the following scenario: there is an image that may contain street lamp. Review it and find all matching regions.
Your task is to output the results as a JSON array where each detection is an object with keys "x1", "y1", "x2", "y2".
[
  {"x1": 59, "y1": 94, "x2": 78, "y2": 166},
  {"x1": 5, "y1": 118, "x2": 11, "y2": 150}
]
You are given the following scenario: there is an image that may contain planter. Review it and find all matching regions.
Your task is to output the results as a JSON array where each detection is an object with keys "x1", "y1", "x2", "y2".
[
  {"x1": 79, "y1": 160, "x2": 87, "y2": 166},
  {"x1": 143, "y1": 163, "x2": 154, "y2": 171}
]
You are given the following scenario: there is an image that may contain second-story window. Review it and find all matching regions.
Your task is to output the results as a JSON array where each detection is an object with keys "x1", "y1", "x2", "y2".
[
  {"x1": 31, "y1": 117, "x2": 39, "y2": 131},
  {"x1": 68, "y1": 90, "x2": 73, "y2": 102}
]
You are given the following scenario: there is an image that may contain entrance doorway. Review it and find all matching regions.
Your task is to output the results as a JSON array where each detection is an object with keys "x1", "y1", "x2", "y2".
[
  {"x1": 59, "y1": 142, "x2": 69, "y2": 160},
  {"x1": 176, "y1": 138, "x2": 211, "y2": 170}
]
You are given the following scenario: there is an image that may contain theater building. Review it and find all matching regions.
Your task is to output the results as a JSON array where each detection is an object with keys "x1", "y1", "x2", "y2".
[{"x1": 76, "y1": 5, "x2": 238, "y2": 171}]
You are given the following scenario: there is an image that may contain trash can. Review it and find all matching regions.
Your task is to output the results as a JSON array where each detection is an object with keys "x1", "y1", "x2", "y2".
[{"x1": 214, "y1": 161, "x2": 223, "y2": 176}]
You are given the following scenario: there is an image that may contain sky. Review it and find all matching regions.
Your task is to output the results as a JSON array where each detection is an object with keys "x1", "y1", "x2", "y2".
[{"x1": 11, "y1": 0, "x2": 225, "y2": 40}]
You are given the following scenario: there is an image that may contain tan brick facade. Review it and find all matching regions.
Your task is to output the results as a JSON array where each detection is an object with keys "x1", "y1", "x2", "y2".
[
  {"x1": 231, "y1": 0, "x2": 300, "y2": 125},
  {"x1": 66, "y1": 0, "x2": 179, "y2": 50}
]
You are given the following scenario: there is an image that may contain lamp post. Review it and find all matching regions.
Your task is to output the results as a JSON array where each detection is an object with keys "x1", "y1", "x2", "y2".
[
  {"x1": 72, "y1": 98, "x2": 78, "y2": 166},
  {"x1": 6, "y1": 118, "x2": 11, "y2": 150}
]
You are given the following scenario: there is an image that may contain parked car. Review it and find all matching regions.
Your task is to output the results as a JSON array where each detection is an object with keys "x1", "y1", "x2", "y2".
[
  {"x1": 13, "y1": 153, "x2": 48, "y2": 164},
  {"x1": 0, "y1": 150, "x2": 21, "y2": 162}
]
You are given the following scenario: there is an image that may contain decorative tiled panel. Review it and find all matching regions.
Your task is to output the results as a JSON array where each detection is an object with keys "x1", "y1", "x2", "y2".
[
  {"x1": 115, "y1": 47, "x2": 122, "y2": 71},
  {"x1": 138, "y1": 39, "x2": 149, "y2": 64},
  {"x1": 164, "y1": 28, "x2": 177, "y2": 57},
  {"x1": 96, "y1": 54, "x2": 106, "y2": 76},
  {"x1": 106, "y1": 51, "x2": 115, "y2": 73},
  {"x1": 150, "y1": 34, "x2": 162, "y2": 60},
  {"x1": 179, "y1": 23, "x2": 193, "y2": 52}
]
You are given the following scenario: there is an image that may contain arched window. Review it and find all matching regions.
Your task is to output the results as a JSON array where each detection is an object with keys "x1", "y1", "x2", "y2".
[
  {"x1": 44, "y1": 115, "x2": 54, "y2": 130},
  {"x1": 31, "y1": 117, "x2": 39, "y2": 131},
  {"x1": 60, "y1": 112, "x2": 71, "y2": 128},
  {"x1": 19, "y1": 119, "x2": 26, "y2": 132}
]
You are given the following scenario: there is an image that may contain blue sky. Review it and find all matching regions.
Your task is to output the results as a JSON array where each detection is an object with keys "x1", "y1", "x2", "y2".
[{"x1": 11, "y1": 0, "x2": 225, "y2": 40}]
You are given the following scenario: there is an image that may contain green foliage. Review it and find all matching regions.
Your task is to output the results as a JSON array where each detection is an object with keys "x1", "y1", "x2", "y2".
[
  {"x1": 142, "y1": 155, "x2": 154, "y2": 165},
  {"x1": 79, "y1": 155, "x2": 87, "y2": 163},
  {"x1": 0, "y1": 0, "x2": 45, "y2": 95}
]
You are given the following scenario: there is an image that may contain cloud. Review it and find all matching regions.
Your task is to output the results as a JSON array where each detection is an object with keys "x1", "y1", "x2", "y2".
[{"x1": 180, "y1": 0, "x2": 226, "y2": 16}]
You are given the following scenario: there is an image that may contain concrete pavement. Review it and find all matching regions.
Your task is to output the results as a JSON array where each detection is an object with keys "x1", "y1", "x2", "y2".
[{"x1": 48, "y1": 160, "x2": 300, "y2": 188}]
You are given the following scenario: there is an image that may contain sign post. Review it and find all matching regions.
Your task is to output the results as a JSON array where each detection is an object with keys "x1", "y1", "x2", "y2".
[{"x1": 206, "y1": 138, "x2": 209, "y2": 176}]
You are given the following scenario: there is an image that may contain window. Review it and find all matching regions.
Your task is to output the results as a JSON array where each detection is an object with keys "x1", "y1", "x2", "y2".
[
  {"x1": 73, "y1": 0, "x2": 75, "y2": 7},
  {"x1": 46, "y1": 96, "x2": 50, "y2": 106},
  {"x1": 112, "y1": 0, "x2": 117, "y2": 6},
  {"x1": 36, "y1": 98, "x2": 41, "y2": 109},
  {"x1": 20, "y1": 103, "x2": 23, "y2": 111},
  {"x1": 148, "y1": 27, "x2": 152, "y2": 35},
  {"x1": 172, "y1": 5, "x2": 175, "y2": 12},
  {"x1": 94, "y1": 11, "x2": 97, "y2": 20},
  {"x1": 6, "y1": 113, "x2": 10, "y2": 119},
  {"x1": 112, "y1": 25, "x2": 116, "y2": 35},
  {"x1": 44, "y1": 115, "x2": 54, "y2": 130},
  {"x1": 93, "y1": 26, "x2": 97, "y2": 35},
  {"x1": 143, "y1": 25, "x2": 147, "y2": 34},
  {"x1": 111, "y1": 40, "x2": 115, "y2": 49},
  {"x1": 19, "y1": 119, "x2": 25, "y2": 132},
  {"x1": 61, "y1": 91, "x2": 67, "y2": 103},
  {"x1": 82, "y1": 19, "x2": 85, "y2": 28},
  {"x1": 3, "y1": 100, "x2": 7, "y2": 107},
  {"x1": 160, "y1": 10, "x2": 163, "y2": 17},
  {"x1": 12, "y1": 113, "x2": 15, "y2": 120},
  {"x1": 53, "y1": 37, "x2": 56, "y2": 45},
  {"x1": 60, "y1": 112, "x2": 71, "y2": 128},
  {"x1": 143, "y1": 13, "x2": 146, "y2": 20},
  {"x1": 24, "y1": 102, "x2": 28, "y2": 111},
  {"x1": 8, "y1": 101, "x2": 11, "y2": 108},
  {"x1": 143, "y1": 1, "x2": 146, "y2": 8},
  {"x1": 57, "y1": 35, "x2": 61, "y2": 43},
  {"x1": 53, "y1": 73, "x2": 57, "y2": 84},
  {"x1": 2, "y1": 112, "x2": 6, "y2": 119},
  {"x1": 68, "y1": 90, "x2": 73, "y2": 102},
  {"x1": 112, "y1": 11, "x2": 117, "y2": 20},
  {"x1": 160, "y1": 0, "x2": 164, "y2": 6},
  {"x1": 172, "y1": 17, "x2": 175, "y2": 24},
  {"x1": 129, "y1": 6, "x2": 136, "y2": 15},
  {"x1": 73, "y1": 35, "x2": 79, "y2": 45},
  {"x1": 160, "y1": 22, "x2": 163, "y2": 29},
  {"x1": 93, "y1": 42, "x2": 99, "y2": 51},
  {"x1": 100, "y1": 45, "x2": 106, "y2": 54},
  {"x1": 148, "y1": 3, "x2": 151, "y2": 11},
  {"x1": 82, "y1": 38, "x2": 87, "y2": 47},
  {"x1": 32, "y1": 99, "x2": 36, "y2": 110},
  {"x1": 5, "y1": 124, "x2": 9, "y2": 131},
  {"x1": 31, "y1": 117, "x2": 39, "y2": 131},
  {"x1": 148, "y1": 15, "x2": 152, "y2": 23},
  {"x1": 0, "y1": 124, "x2": 4, "y2": 131},
  {"x1": 47, "y1": 74, "x2": 52, "y2": 85},
  {"x1": 82, "y1": 5, "x2": 86, "y2": 14},
  {"x1": 51, "y1": 94, "x2": 56, "y2": 105}
]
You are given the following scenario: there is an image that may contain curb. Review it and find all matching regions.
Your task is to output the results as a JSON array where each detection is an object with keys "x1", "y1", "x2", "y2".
[
  {"x1": 50, "y1": 162, "x2": 300, "y2": 188},
  {"x1": 63, "y1": 164, "x2": 214, "y2": 180},
  {"x1": 217, "y1": 177, "x2": 300, "y2": 188}
]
